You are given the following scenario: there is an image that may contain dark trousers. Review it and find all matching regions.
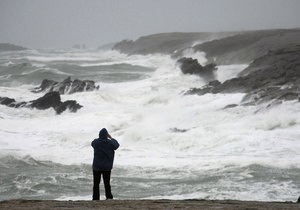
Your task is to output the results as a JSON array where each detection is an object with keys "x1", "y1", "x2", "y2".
[{"x1": 93, "y1": 170, "x2": 113, "y2": 200}]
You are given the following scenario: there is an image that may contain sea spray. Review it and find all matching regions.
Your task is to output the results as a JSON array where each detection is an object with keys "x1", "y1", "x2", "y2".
[{"x1": 0, "y1": 49, "x2": 299, "y2": 201}]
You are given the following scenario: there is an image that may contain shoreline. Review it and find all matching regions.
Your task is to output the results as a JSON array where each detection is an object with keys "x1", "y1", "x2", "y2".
[{"x1": 0, "y1": 199, "x2": 299, "y2": 210}]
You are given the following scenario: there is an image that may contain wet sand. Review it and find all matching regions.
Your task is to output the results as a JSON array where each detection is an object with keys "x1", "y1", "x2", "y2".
[{"x1": 0, "y1": 199, "x2": 299, "y2": 210}]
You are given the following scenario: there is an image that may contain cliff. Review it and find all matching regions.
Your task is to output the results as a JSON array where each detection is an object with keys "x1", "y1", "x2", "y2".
[{"x1": 112, "y1": 32, "x2": 237, "y2": 55}]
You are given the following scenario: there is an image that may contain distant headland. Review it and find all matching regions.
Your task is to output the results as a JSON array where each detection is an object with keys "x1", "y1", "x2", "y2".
[{"x1": 0, "y1": 43, "x2": 28, "y2": 51}]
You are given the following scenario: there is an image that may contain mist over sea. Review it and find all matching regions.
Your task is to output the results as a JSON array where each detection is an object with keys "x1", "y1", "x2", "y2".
[{"x1": 0, "y1": 48, "x2": 299, "y2": 201}]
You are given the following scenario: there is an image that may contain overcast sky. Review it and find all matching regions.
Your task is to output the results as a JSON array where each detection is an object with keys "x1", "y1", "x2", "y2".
[{"x1": 0, "y1": 0, "x2": 299, "y2": 49}]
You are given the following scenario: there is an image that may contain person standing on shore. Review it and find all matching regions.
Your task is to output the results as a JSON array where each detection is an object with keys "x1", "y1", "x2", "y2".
[{"x1": 91, "y1": 128, "x2": 120, "y2": 200}]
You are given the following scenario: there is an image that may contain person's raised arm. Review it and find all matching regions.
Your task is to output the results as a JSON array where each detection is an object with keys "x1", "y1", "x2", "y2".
[{"x1": 108, "y1": 133, "x2": 119, "y2": 150}]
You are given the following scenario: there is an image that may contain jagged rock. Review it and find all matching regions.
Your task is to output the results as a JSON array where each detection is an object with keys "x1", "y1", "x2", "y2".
[
  {"x1": 0, "y1": 97, "x2": 16, "y2": 106},
  {"x1": 38, "y1": 79, "x2": 58, "y2": 92},
  {"x1": 177, "y1": 57, "x2": 202, "y2": 74},
  {"x1": 185, "y1": 87, "x2": 213, "y2": 96},
  {"x1": 185, "y1": 80, "x2": 221, "y2": 96},
  {"x1": 30, "y1": 92, "x2": 62, "y2": 110},
  {"x1": 177, "y1": 57, "x2": 217, "y2": 82},
  {"x1": 70, "y1": 79, "x2": 98, "y2": 94},
  {"x1": 32, "y1": 77, "x2": 99, "y2": 94},
  {"x1": 169, "y1": 128, "x2": 188, "y2": 133},
  {"x1": 0, "y1": 97, "x2": 27, "y2": 108},
  {"x1": 222, "y1": 104, "x2": 239, "y2": 109},
  {"x1": 0, "y1": 92, "x2": 82, "y2": 114},
  {"x1": 55, "y1": 100, "x2": 83, "y2": 115}
]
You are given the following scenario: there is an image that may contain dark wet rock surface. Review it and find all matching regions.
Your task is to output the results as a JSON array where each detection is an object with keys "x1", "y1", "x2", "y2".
[{"x1": 0, "y1": 91, "x2": 82, "y2": 114}]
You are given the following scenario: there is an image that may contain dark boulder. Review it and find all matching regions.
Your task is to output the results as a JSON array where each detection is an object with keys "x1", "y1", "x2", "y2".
[
  {"x1": 222, "y1": 104, "x2": 239, "y2": 109},
  {"x1": 55, "y1": 100, "x2": 83, "y2": 115},
  {"x1": 177, "y1": 57, "x2": 217, "y2": 82},
  {"x1": 32, "y1": 77, "x2": 99, "y2": 94},
  {"x1": 185, "y1": 80, "x2": 221, "y2": 96},
  {"x1": 8, "y1": 101, "x2": 27, "y2": 108},
  {"x1": 0, "y1": 97, "x2": 26, "y2": 108},
  {"x1": 70, "y1": 79, "x2": 98, "y2": 94},
  {"x1": 169, "y1": 128, "x2": 188, "y2": 133},
  {"x1": 0, "y1": 97, "x2": 16, "y2": 106},
  {"x1": 177, "y1": 57, "x2": 202, "y2": 74},
  {"x1": 185, "y1": 87, "x2": 212, "y2": 96},
  {"x1": 30, "y1": 92, "x2": 61, "y2": 110},
  {"x1": 29, "y1": 91, "x2": 82, "y2": 114},
  {"x1": 0, "y1": 91, "x2": 82, "y2": 114},
  {"x1": 38, "y1": 79, "x2": 58, "y2": 92}
]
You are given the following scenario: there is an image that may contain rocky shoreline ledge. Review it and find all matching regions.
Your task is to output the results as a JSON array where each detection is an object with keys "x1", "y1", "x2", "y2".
[
  {"x1": 0, "y1": 199, "x2": 299, "y2": 210},
  {"x1": 113, "y1": 29, "x2": 300, "y2": 108}
]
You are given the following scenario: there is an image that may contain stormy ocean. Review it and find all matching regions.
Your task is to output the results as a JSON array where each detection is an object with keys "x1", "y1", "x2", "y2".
[{"x1": 0, "y1": 48, "x2": 299, "y2": 202}]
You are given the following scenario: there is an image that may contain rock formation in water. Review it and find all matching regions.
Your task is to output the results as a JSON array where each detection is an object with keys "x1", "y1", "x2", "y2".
[
  {"x1": 32, "y1": 77, "x2": 99, "y2": 94},
  {"x1": 0, "y1": 91, "x2": 82, "y2": 114},
  {"x1": 176, "y1": 57, "x2": 217, "y2": 82}
]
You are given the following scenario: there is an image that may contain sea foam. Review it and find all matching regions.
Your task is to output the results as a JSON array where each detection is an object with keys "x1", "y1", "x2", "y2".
[{"x1": 0, "y1": 49, "x2": 299, "y2": 201}]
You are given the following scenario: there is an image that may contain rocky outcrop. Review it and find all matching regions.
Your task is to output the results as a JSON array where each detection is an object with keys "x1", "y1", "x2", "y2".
[
  {"x1": 185, "y1": 45, "x2": 300, "y2": 105},
  {"x1": 0, "y1": 92, "x2": 82, "y2": 114},
  {"x1": 32, "y1": 77, "x2": 99, "y2": 94},
  {"x1": 112, "y1": 29, "x2": 300, "y2": 65},
  {"x1": 177, "y1": 57, "x2": 217, "y2": 82},
  {"x1": 1, "y1": 77, "x2": 91, "y2": 114},
  {"x1": 192, "y1": 29, "x2": 300, "y2": 65},
  {"x1": 113, "y1": 32, "x2": 237, "y2": 55},
  {"x1": 0, "y1": 43, "x2": 28, "y2": 51},
  {"x1": 185, "y1": 80, "x2": 221, "y2": 95}
]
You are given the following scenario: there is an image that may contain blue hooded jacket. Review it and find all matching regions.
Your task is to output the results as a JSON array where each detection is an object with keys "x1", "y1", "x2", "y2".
[{"x1": 91, "y1": 128, "x2": 120, "y2": 171}]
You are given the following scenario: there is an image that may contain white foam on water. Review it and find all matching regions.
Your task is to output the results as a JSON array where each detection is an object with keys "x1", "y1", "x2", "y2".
[
  {"x1": 25, "y1": 50, "x2": 124, "y2": 62},
  {"x1": 216, "y1": 64, "x2": 249, "y2": 82},
  {"x1": 21, "y1": 67, "x2": 70, "y2": 76},
  {"x1": 181, "y1": 48, "x2": 207, "y2": 65},
  {"x1": 56, "y1": 195, "x2": 91, "y2": 201},
  {"x1": 1, "y1": 50, "x2": 300, "y2": 201}
]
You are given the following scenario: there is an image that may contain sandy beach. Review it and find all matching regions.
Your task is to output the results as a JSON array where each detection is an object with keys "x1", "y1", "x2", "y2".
[{"x1": 0, "y1": 199, "x2": 299, "y2": 210}]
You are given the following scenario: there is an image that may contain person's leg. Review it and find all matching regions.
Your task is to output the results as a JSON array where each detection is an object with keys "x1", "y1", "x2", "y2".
[
  {"x1": 92, "y1": 170, "x2": 101, "y2": 200},
  {"x1": 102, "y1": 171, "x2": 113, "y2": 199}
]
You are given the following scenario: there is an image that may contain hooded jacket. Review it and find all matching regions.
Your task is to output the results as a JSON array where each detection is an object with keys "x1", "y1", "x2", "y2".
[{"x1": 91, "y1": 128, "x2": 120, "y2": 171}]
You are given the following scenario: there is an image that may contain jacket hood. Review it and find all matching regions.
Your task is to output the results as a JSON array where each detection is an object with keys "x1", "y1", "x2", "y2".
[{"x1": 99, "y1": 128, "x2": 108, "y2": 139}]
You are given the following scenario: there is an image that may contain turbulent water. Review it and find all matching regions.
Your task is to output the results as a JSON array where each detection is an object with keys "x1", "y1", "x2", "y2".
[{"x1": 0, "y1": 49, "x2": 299, "y2": 201}]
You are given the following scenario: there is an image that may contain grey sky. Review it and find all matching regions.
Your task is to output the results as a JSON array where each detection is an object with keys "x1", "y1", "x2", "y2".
[{"x1": 0, "y1": 0, "x2": 299, "y2": 49}]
